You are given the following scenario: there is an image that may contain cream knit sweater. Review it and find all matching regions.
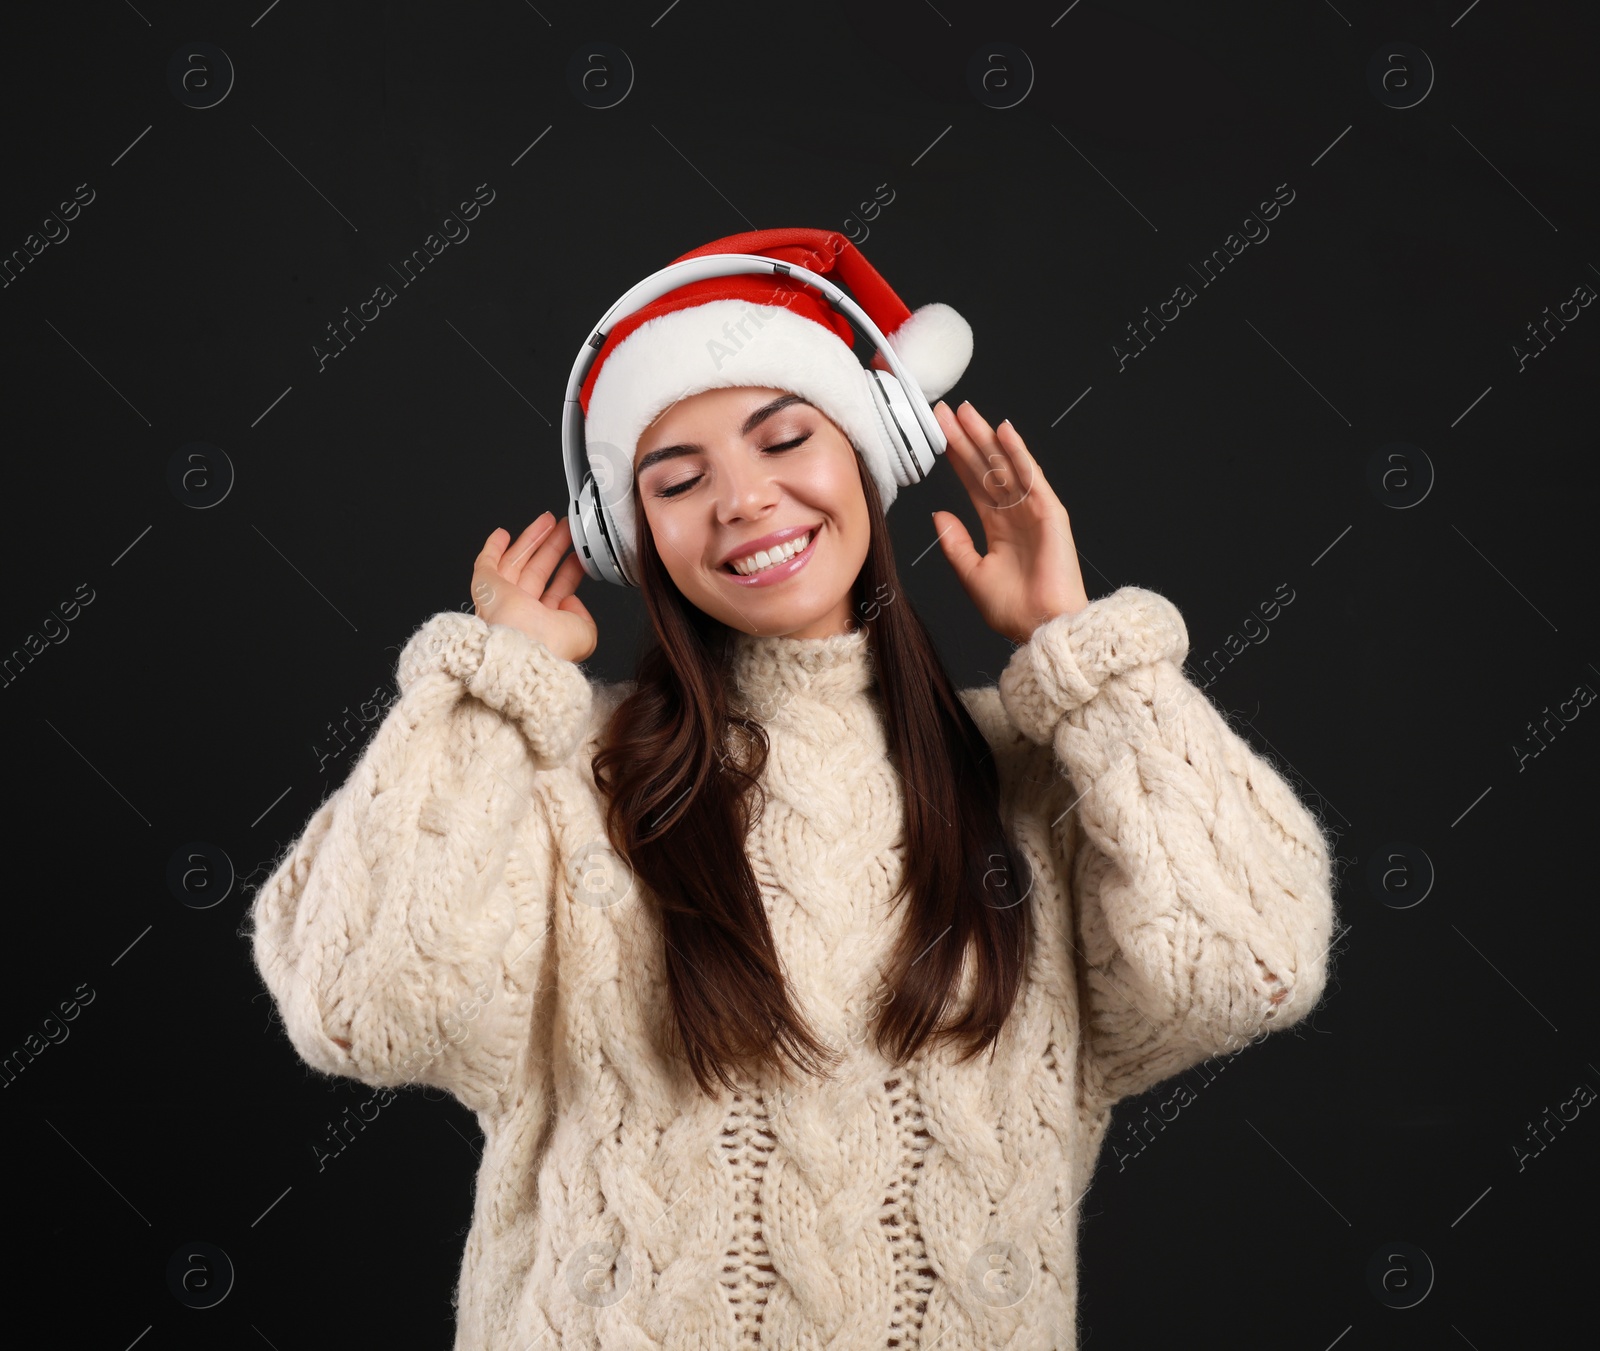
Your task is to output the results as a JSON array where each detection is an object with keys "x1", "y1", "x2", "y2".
[{"x1": 250, "y1": 584, "x2": 1336, "y2": 1350}]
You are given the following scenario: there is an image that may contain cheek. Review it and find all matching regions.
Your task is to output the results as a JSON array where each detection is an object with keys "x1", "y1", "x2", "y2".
[
  {"x1": 798, "y1": 449, "x2": 865, "y2": 516},
  {"x1": 644, "y1": 507, "x2": 706, "y2": 579}
]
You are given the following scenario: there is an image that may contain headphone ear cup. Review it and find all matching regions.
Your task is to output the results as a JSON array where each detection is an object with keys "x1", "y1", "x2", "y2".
[
  {"x1": 571, "y1": 435, "x2": 641, "y2": 588},
  {"x1": 865, "y1": 369, "x2": 939, "y2": 486},
  {"x1": 596, "y1": 477, "x2": 638, "y2": 587},
  {"x1": 572, "y1": 475, "x2": 632, "y2": 588}
]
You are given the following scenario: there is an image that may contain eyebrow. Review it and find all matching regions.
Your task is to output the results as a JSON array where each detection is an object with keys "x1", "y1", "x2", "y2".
[{"x1": 634, "y1": 394, "x2": 813, "y2": 477}]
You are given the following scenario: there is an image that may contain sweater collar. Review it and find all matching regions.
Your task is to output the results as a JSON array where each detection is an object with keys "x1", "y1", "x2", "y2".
[{"x1": 726, "y1": 623, "x2": 876, "y2": 717}]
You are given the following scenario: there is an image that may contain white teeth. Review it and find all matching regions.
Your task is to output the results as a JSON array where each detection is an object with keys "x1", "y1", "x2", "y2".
[{"x1": 731, "y1": 531, "x2": 811, "y2": 576}]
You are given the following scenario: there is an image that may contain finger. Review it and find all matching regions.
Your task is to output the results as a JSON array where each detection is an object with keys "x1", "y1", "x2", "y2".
[
  {"x1": 994, "y1": 417, "x2": 1063, "y2": 514},
  {"x1": 557, "y1": 591, "x2": 595, "y2": 627},
  {"x1": 513, "y1": 516, "x2": 574, "y2": 598},
  {"x1": 500, "y1": 513, "x2": 557, "y2": 585},
  {"x1": 934, "y1": 401, "x2": 1007, "y2": 514},
  {"x1": 476, "y1": 526, "x2": 511, "y2": 570},
  {"x1": 956, "y1": 401, "x2": 1034, "y2": 510},
  {"x1": 541, "y1": 548, "x2": 586, "y2": 607},
  {"x1": 472, "y1": 531, "x2": 506, "y2": 612},
  {"x1": 931, "y1": 509, "x2": 985, "y2": 584},
  {"x1": 468, "y1": 565, "x2": 502, "y2": 617}
]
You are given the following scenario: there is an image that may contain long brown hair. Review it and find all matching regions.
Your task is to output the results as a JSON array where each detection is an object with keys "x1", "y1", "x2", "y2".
[{"x1": 591, "y1": 449, "x2": 1035, "y2": 1099}]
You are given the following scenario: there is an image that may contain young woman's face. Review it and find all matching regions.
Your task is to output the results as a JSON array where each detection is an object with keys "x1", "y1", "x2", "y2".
[{"x1": 633, "y1": 385, "x2": 871, "y2": 638}]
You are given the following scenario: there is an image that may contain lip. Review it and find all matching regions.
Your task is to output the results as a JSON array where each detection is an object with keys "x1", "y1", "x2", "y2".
[
  {"x1": 719, "y1": 523, "x2": 821, "y2": 588},
  {"x1": 716, "y1": 522, "x2": 821, "y2": 569}
]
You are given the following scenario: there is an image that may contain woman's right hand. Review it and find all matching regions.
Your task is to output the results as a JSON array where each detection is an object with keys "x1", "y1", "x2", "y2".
[{"x1": 470, "y1": 513, "x2": 598, "y2": 664}]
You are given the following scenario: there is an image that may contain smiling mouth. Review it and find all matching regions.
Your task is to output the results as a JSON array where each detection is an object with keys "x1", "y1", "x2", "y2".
[{"x1": 721, "y1": 528, "x2": 818, "y2": 575}]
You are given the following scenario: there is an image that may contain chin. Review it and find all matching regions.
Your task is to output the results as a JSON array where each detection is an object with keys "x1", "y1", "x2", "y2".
[{"x1": 706, "y1": 586, "x2": 851, "y2": 638}]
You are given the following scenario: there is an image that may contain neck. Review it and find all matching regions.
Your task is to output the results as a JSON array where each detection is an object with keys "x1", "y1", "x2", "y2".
[
  {"x1": 725, "y1": 622, "x2": 876, "y2": 721},
  {"x1": 767, "y1": 594, "x2": 858, "y2": 640}
]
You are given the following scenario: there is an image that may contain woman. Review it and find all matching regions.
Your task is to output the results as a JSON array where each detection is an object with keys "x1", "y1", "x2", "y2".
[{"x1": 250, "y1": 233, "x2": 1337, "y2": 1350}]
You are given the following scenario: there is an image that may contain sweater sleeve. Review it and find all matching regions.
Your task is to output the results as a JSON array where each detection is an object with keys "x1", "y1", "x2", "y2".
[
  {"x1": 247, "y1": 610, "x2": 593, "y2": 1112},
  {"x1": 998, "y1": 585, "x2": 1338, "y2": 1112}
]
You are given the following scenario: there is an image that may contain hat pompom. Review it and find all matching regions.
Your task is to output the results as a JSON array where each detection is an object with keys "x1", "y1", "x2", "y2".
[{"x1": 884, "y1": 302, "x2": 973, "y2": 401}]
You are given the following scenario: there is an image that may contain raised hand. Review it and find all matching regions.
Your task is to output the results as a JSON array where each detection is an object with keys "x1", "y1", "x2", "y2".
[
  {"x1": 470, "y1": 513, "x2": 598, "y2": 664},
  {"x1": 930, "y1": 400, "x2": 1090, "y2": 644}
]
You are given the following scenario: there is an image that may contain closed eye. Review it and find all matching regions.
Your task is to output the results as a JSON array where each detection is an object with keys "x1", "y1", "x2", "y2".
[{"x1": 655, "y1": 432, "x2": 812, "y2": 499}]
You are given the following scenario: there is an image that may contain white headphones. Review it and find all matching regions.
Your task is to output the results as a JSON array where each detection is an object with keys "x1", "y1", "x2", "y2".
[{"x1": 561, "y1": 253, "x2": 949, "y2": 587}]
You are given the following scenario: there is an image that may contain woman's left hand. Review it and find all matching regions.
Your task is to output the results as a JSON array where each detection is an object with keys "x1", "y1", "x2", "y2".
[{"x1": 930, "y1": 400, "x2": 1091, "y2": 644}]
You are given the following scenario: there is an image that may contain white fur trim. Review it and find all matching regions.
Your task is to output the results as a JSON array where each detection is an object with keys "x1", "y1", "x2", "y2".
[
  {"x1": 887, "y1": 302, "x2": 973, "y2": 402},
  {"x1": 585, "y1": 299, "x2": 898, "y2": 582}
]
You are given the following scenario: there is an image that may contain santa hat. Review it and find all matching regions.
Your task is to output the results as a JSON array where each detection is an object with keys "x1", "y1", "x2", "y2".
[{"x1": 579, "y1": 227, "x2": 973, "y2": 582}]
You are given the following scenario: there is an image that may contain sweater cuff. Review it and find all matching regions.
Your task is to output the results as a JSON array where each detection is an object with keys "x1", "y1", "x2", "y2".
[
  {"x1": 997, "y1": 586, "x2": 1189, "y2": 745},
  {"x1": 397, "y1": 610, "x2": 594, "y2": 768}
]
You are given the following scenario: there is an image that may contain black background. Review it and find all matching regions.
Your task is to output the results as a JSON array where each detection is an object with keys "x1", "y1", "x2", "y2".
[{"x1": 3, "y1": 1, "x2": 1597, "y2": 1346}]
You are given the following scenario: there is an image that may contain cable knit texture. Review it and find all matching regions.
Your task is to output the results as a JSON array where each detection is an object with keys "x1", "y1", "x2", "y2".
[{"x1": 249, "y1": 585, "x2": 1337, "y2": 1350}]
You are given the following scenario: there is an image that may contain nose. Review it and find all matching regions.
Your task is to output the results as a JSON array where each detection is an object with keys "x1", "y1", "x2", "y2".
[{"x1": 714, "y1": 452, "x2": 781, "y2": 524}]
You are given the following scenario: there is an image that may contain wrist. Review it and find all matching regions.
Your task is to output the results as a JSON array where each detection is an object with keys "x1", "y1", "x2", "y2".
[{"x1": 998, "y1": 587, "x2": 1189, "y2": 744}]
